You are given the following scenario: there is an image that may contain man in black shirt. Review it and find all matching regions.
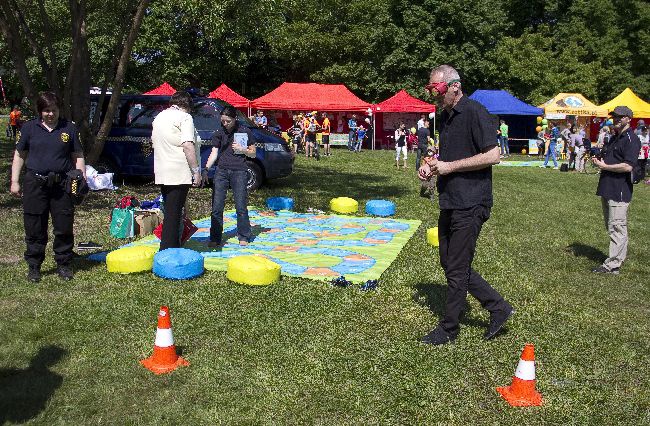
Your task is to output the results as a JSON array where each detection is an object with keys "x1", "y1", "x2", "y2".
[
  {"x1": 592, "y1": 106, "x2": 641, "y2": 274},
  {"x1": 419, "y1": 65, "x2": 513, "y2": 345}
]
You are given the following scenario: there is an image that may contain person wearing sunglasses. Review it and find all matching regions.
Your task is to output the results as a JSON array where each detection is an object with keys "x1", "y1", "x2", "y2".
[
  {"x1": 592, "y1": 106, "x2": 641, "y2": 274},
  {"x1": 419, "y1": 64, "x2": 513, "y2": 346}
]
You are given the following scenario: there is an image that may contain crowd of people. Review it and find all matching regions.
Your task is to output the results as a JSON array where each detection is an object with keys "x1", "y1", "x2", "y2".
[
  {"x1": 6, "y1": 76, "x2": 647, "y2": 312},
  {"x1": 532, "y1": 119, "x2": 649, "y2": 179},
  {"x1": 251, "y1": 109, "x2": 378, "y2": 158}
]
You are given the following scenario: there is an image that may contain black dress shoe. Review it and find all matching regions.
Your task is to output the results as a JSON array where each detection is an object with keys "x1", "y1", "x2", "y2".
[
  {"x1": 485, "y1": 305, "x2": 515, "y2": 340},
  {"x1": 592, "y1": 265, "x2": 620, "y2": 274},
  {"x1": 27, "y1": 265, "x2": 41, "y2": 283},
  {"x1": 421, "y1": 326, "x2": 457, "y2": 346},
  {"x1": 57, "y1": 265, "x2": 74, "y2": 281}
]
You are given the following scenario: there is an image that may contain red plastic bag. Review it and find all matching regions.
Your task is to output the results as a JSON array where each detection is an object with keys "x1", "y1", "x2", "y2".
[{"x1": 153, "y1": 216, "x2": 198, "y2": 244}]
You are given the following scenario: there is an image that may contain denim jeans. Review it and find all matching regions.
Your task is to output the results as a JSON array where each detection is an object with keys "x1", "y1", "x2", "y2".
[
  {"x1": 348, "y1": 131, "x2": 356, "y2": 150},
  {"x1": 499, "y1": 136, "x2": 509, "y2": 155},
  {"x1": 210, "y1": 168, "x2": 251, "y2": 244},
  {"x1": 544, "y1": 143, "x2": 558, "y2": 167}
]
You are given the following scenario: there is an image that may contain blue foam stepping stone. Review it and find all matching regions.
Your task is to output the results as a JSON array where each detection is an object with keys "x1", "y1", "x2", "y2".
[
  {"x1": 153, "y1": 248, "x2": 204, "y2": 280},
  {"x1": 87, "y1": 251, "x2": 108, "y2": 262},
  {"x1": 365, "y1": 200, "x2": 396, "y2": 217},
  {"x1": 266, "y1": 196, "x2": 294, "y2": 211}
]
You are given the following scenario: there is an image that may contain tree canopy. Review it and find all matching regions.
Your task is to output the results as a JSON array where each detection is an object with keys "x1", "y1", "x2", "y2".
[{"x1": 2, "y1": 0, "x2": 649, "y2": 111}]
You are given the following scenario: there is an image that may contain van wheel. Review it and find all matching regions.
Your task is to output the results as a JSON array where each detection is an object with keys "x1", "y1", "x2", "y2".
[{"x1": 246, "y1": 162, "x2": 263, "y2": 191}]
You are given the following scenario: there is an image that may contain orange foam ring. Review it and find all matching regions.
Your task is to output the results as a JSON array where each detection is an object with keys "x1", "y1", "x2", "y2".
[
  {"x1": 496, "y1": 343, "x2": 543, "y2": 407},
  {"x1": 140, "y1": 306, "x2": 189, "y2": 374}
]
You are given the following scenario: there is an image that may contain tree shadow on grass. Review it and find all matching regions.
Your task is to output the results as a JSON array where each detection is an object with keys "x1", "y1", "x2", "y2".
[
  {"x1": 413, "y1": 282, "x2": 486, "y2": 329},
  {"x1": 0, "y1": 345, "x2": 67, "y2": 424},
  {"x1": 565, "y1": 242, "x2": 606, "y2": 263}
]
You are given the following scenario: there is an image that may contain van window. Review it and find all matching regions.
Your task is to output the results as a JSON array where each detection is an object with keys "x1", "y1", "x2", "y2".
[
  {"x1": 192, "y1": 103, "x2": 222, "y2": 132},
  {"x1": 127, "y1": 101, "x2": 166, "y2": 128}
]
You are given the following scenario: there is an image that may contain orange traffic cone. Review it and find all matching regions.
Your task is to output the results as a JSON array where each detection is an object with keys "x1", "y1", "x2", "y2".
[
  {"x1": 497, "y1": 343, "x2": 543, "y2": 406},
  {"x1": 140, "y1": 306, "x2": 189, "y2": 374}
]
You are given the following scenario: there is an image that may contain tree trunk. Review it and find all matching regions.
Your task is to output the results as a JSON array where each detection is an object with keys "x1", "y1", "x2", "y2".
[
  {"x1": 87, "y1": 0, "x2": 150, "y2": 164},
  {"x1": 67, "y1": 0, "x2": 92, "y2": 151}
]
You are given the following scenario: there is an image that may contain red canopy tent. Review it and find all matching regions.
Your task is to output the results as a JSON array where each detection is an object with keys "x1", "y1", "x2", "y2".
[
  {"x1": 374, "y1": 89, "x2": 436, "y2": 113},
  {"x1": 208, "y1": 83, "x2": 250, "y2": 107},
  {"x1": 251, "y1": 82, "x2": 372, "y2": 149},
  {"x1": 143, "y1": 82, "x2": 176, "y2": 95},
  {"x1": 373, "y1": 90, "x2": 436, "y2": 149},
  {"x1": 251, "y1": 82, "x2": 371, "y2": 111}
]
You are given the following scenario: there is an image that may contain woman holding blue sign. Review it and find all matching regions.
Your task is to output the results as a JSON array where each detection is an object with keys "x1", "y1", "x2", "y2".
[{"x1": 202, "y1": 105, "x2": 256, "y2": 247}]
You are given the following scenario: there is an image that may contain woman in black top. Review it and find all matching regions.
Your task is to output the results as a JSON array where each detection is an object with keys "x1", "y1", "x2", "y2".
[
  {"x1": 10, "y1": 92, "x2": 86, "y2": 282},
  {"x1": 394, "y1": 122, "x2": 408, "y2": 169},
  {"x1": 202, "y1": 105, "x2": 257, "y2": 247}
]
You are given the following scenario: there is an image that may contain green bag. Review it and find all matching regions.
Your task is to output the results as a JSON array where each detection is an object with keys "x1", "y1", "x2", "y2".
[{"x1": 109, "y1": 207, "x2": 135, "y2": 238}]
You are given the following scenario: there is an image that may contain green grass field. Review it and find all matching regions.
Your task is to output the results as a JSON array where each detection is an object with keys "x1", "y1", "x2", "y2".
[{"x1": 1, "y1": 142, "x2": 648, "y2": 424}]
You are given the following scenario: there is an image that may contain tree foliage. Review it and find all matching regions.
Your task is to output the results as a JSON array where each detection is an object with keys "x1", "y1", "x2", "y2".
[{"x1": 1, "y1": 0, "x2": 648, "y2": 140}]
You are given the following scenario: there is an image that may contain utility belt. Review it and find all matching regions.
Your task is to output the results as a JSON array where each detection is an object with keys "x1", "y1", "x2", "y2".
[
  {"x1": 28, "y1": 169, "x2": 89, "y2": 204},
  {"x1": 29, "y1": 170, "x2": 66, "y2": 187}
]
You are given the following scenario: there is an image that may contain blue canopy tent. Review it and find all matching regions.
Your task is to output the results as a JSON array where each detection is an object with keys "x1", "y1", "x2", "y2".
[{"x1": 469, "y1": 90, "x2": 543, "y2": 146}]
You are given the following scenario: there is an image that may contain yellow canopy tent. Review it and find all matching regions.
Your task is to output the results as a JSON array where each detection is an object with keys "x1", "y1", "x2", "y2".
[
  {"x1": 539, "y1": 93, "x2": 608, "y2": 117},
  {"x1": 599, "y1": 88, "x2": 650, "y2": 118}
]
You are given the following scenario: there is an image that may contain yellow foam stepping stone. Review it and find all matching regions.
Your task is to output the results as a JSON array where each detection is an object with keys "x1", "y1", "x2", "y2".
[
  {"x1": 227, "y1": 255, "x2": 281, "y2": 286},
  {"x1": 427, "y1": 227, "x2": 439, "y2": 246},
  {"x1": 330, "y1": 197, "x2": 358, "y2": 214},
  {"x1": 106, "y1": 245, "x2": 158, "y2": 274}
]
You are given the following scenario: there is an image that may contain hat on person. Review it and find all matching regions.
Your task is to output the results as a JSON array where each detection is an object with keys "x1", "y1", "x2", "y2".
[{"x1": 610, "y1": 106, "x2": 633, "y2": 118}]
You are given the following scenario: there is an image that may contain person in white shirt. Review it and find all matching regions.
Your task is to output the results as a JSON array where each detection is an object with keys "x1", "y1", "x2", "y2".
[{"x1": 152, "y1": 91, "x2": 201, "y2": 250}]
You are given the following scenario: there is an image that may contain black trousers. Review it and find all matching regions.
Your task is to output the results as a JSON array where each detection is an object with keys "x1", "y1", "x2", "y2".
[
  {"x1": 438, "y1": 205, "x2": 508, "y2": 335},
  {"x1": 22, "y1": 171, "x2": 75, "y2": 267},
  {"x1": 160, "y1": 184, "x2": 190, "y2": 250}
]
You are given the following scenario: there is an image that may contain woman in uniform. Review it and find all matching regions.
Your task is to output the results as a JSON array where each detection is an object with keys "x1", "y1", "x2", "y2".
[
  {"x1": 10, "y1": 92, "x2": 86, "y2": 282},
  {"x1": 202, "y1": 105, "x2": 256, "y2": 247}
]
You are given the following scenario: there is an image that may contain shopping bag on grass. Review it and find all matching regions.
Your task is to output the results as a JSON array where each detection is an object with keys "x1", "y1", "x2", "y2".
[{"x1": 109, "y1": 207, "x2": 135, "y2": 238}]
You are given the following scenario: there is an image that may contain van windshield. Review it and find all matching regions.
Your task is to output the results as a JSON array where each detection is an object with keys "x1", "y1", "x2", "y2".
[
  {"x1": 193, "y1": 100, "x2": 253, "y2": 131},
  {"x1": 192, "y1": 103, "x2": 222, "y2": 132}
]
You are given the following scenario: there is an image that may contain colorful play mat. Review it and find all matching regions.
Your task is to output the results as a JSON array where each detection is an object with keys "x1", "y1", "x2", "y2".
[
  {"x1": 123, "y1": 209, "x2": 421, "y2": 282},
  {"x1": 496, "y1": 160, "x2": 546, "y2": 167}
]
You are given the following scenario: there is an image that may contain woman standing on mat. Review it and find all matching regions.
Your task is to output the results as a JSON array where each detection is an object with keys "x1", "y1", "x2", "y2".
[{"x1": 202, "y1": 105, "x2": 256, "y2": 247}]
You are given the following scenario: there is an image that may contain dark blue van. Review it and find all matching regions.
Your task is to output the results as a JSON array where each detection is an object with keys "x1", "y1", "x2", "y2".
[{"x1": 90, "y1": 94, "x2": 294, "y2": 190}]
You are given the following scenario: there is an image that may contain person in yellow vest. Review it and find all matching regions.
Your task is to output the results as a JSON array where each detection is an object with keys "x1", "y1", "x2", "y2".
[{"x1": 321, "y1": 112, "x2": 331, "y2": 156}]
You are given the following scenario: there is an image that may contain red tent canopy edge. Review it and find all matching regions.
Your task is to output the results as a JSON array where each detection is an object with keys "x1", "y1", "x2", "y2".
[
  {"x1": 374, "y1": 90, "x2": 436, "y2": 113},
  {"x1": 251, "y1": 82, "x2": 371, "y2": 112},
  {"x1": 143, "y1": 82, "x2": 176, "y2": 95},
  {"x1": 207, "y1": 83, "x2": 250, "y2": 108}
]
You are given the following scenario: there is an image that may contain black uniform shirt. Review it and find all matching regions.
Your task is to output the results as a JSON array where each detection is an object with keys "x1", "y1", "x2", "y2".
[
  {"x1": 417, "y1": 126, "x2": 430, "y2": 149},
  {"x1": 211, "y1": 123, "x2": 255, "y2": 171},
  {"x1": 596, "y1": 127, "x2": 640, "y2": 203},
  {"x1": 436, "y1": 96, "x2": 498, "y2": 209},
  {"x1": 16, "y1": 118, "x2": 83, "y2": 174}
]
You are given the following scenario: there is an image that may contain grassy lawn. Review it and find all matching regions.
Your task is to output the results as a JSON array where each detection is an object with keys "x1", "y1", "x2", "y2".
[{"x1": 0, "y1": 140, "x2": 648, "y2": 424}]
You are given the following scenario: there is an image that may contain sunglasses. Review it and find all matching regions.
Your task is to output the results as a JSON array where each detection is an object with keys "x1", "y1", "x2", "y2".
[{"x1": 424, "y1": 79, "x2": 460, "y2": 96}]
